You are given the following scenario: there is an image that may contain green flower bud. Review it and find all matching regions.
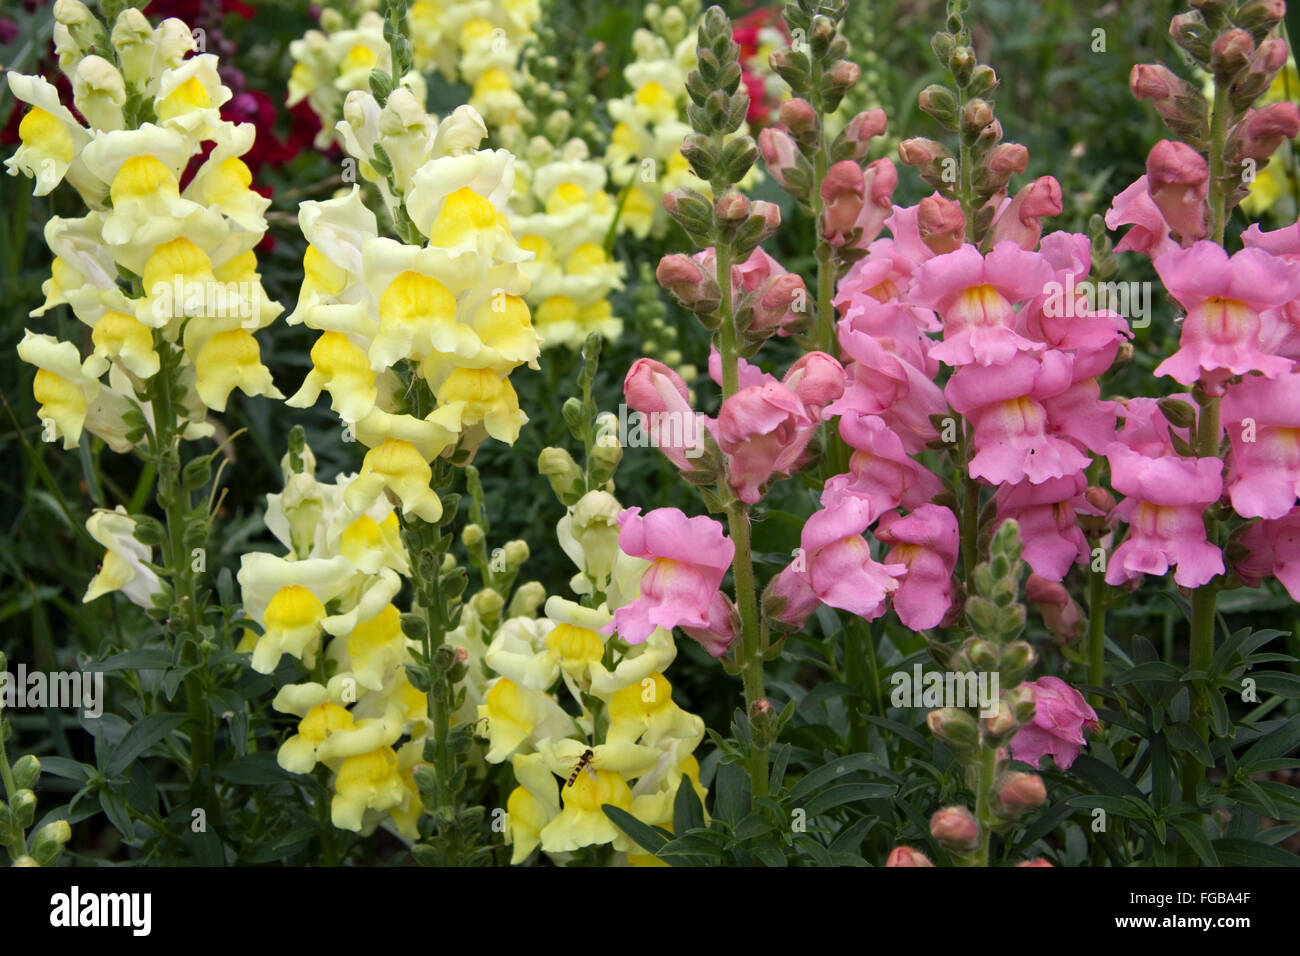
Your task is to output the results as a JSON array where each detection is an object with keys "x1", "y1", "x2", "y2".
[
  {"x1": 507, "y1": 581, "x2": 546, "y2": 618},
  {"x1": 12, "y1": 789, "x2": 37, "y2": 829},
  {"x1": 461, "y1": 523, "x2": 486, "y2": 549},
  {"x1": 13, "y1": 755, "x2": 40, "y2": 791},
  {"x1": 30, "y1": 820, "x2": 71, "y2": 866}
]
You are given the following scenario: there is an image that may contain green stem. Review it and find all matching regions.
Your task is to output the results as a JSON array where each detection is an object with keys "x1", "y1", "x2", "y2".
[
  {"x1": 973, "y1": 739, "x2": 997, "y2": 867},
  {"x1": 0, "y1": 715, "x2": 28, "y2": 859},
  {"x1": 1183, "y1": 393, "x2": 1221, "y2": 805},
  {"x1": 1087, "y1": 546, "x2": 1108, "y2": 708},
  {"x1": 149, "y1": 338, "x2": 212, "y2": 806},
  {"x1": 726, "y1": 501, "x2": 769, "y2": 798},
  {"x1": 1207, "y1": 81, "x2": 1230, "y2": 247}
]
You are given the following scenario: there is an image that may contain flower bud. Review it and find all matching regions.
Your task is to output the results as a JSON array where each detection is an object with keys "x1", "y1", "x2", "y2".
[
  {"x1": 836, "y1": 109, "x2": 888, "y2": 161},
  {"x1": 950, "y1": 46, "x2": 976, "y2": 87},
  {"x1": 885, "y1": 846, "x2": 935, "y2": 867},
  {"x1": 657, "y1": 253, "x2": 722, "y2": 314},
  {"x1": 778, "y1": 97, "x2": 819, "y2": 140},
  {"x1": 999, "y1": 640, "x2": 1037, "y2": 686},
  {"x1": 917, "y1": 194, "x2": 967, "y2": 254},
  {"x1": 11, "y1": 789, "x2": 37, "y2": 829},
  {"x1": 930, "y1": 805, "x2": 980, "y2": 851},
  {"x1": 996, "y1": 770, "x2": 1047, "y2": 810},
  {"x1": 982, "y1": 701, "x2": 1018, "y2": 737},
  {"x1": 503, "y1": 540, "x2": 530, "y2": 569},
  {"x1": 30, "y1": 820, "x2": 71, "y2": 866},
  {"x1": 507, "y1": 580, "x2": 546, "y2": 618},
  {"x1": 1025, "y1": 574, "x2": 1083, "y2": 642},
  {"x1": 461, "y1": 523, "x2": 485, "y2": 549},
  {"x1": 1146, "y1": 139, "x2": 1209, "y2": 242},
  {"x1": 927, "y1": 707, "x2": 979, "y2": 752},
  {"x1": 470, "y1": 587, "x2": 504, "y2": 621},
  {"x1": 12, "y1": 755, "x2": 40, "y2": 791},
  {"x1": 1236, "y1": 102, "x2": 1300, "y2": 162},
  {"x1": 1210, "y1": 29, "x2": 1255, "y2": 79},
  {"x1": 960, "y1": 98, "x2": 994, "y2": 138},
  {"x1": 1017, "y1": 857, "x2": 1054, "y2": 867},
  {"x1": 538, "y1": 447, "x2": 584, "y2": 505},
  {"x1": 715, "y1": 191, "x2": 750, "y2": 222},
  {"x1": 897, "y1": 137, "x2": 949, "y2": 167},
  {"x1": 991, "y1": 176, "x2": 1062, "y2": 250},
  {"x1": 750, "y1": 272, "x2": 807, "y2": 333},
  {"x1": 1170, "y1": 11, "x2": 1212, "y2": 64},
  {"x1": 918, "y1": 85, "x2": 959, "y2": 128},
  {"x1": 1235, "y1": 0, "x2": 1286, "y2": 34}
]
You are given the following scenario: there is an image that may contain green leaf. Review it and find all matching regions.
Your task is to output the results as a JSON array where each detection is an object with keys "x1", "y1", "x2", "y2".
[
  {"x1": 713, "y1": 761, "x2": 749, "y2": 825},
  {"x1": 1067, "y1": 755, "x2": 1145, "y2": 799},
  {"x1": 216, "y1": 753, "x2": 294, "y2": 786},
  {"x1": 788, "y1": 753, "x2": 888, "y2": 803},
  {"x1": 1212, "y1": 837, "x2": 1300, "y2": 866},
  {"x1": 1239, "y1": 714, "x2": 1300, "y2": 771},
  {"x1": 803, "y1": 783, "x2": 895, "y2": 818},
  {"x1": 672, "y1": 775, "x2": 705, "y2": 835},
  {"x1": 1249, "y1": 671, "x2": 1300, "y2": 699},
  {"x1": 602, "y1": 805, "x2": 670, "y2": 855},
  {"x1": 1165, "y1": 723, "x2": 1214, "y2": 767},
  {"x1": 1171, "y1": 818, "x2": 1220, "y2": 866},
  {"x1": 1113, "y1": 661, "x2": 1182, "y2": 685},
  {"x1": 38, "y1": 757, "x2": 93, "y2": 782},
  {"x1": 87, "y1": 648, "x2": 173, "y2": 672},
  {"x1": 104, "y1": 713, "x2": 190, "y2": 777}
]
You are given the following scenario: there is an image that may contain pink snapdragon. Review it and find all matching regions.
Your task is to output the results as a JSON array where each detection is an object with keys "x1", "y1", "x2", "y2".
[
  {"x1": 1236, "y1": 507, "x2": 1300, "y2": 600},
  {"x1": 1104, "y1": 176, "x2": 1178, "y2": 259},
  {"x1": 1009, "y1": 676, "x2": 1100, "y2": 770},
  {"x1": 785, "y1": 495, "x2": 904, "y2": 620},
  {"x1": 1145, "y1": 140, "x2": 1209, "y2": 243},
  {"x1": 1221, "y1": 372, "x2": 1300, "y2": 519},
  {"x1": 623, "y1": 358, "x2": 709, "y2": 469},
  {"x1": 717, "y1": 381, "x2": 816, "y2": 503},
  {"x1": 1153, "y1": 242, "x2": 1298, "y2": 386},
  {"x1": 1104, "y1": 444, "x2": 1225, "y2": 588},
  {"x1": 822, "y1": 413, "x2": 943, "y2": 517},
  {"x1": 946, "y1": 350, "x2": 1091, "y2": 486},
  {"x1": 988, "y1": 175, "x2": 1063, "y2": 250},
  {"x1": 994, "y1": 474, "x2": 1096, "y2": 581},
  {"x1": 820, "y1": 158, "x2": 898, "y2": 247},
  {"x1": 607, "y1": 508, "x2": 735, "y2": 643},
  {"x1": 875, "y1": 504, "x2": 959, "y2": 629},
  {"x1": 911, "y1": 242, "x2": 1056, "y2": 366}
]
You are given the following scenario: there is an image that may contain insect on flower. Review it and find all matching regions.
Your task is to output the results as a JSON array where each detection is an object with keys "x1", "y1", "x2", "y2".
[{"x1": 565, "y1": 748, "x2": 597, "y2": 788}]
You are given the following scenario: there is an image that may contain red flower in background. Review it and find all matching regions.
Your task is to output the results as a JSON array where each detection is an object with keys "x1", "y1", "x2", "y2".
[{"x1": 733, "y1": 6, "x2": 787, "y2": 127}]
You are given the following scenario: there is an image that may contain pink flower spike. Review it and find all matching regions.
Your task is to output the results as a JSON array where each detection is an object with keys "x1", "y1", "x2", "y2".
[
  {"x1": 1221, "y1": 372, "x2": 1300, "y2": 519},
  {"x1": 607, "y1": 507, "x2": 735, "y2": 643},
  {"x1": 875, "y1": 504, "x2": 959, "y2": 630},
  {"x1": 1104, "y1": 444, "x2": 1225, "y2": 588},
  {"x1": 1009, "y1": 677, "x2": 1099, "y2": 770}
]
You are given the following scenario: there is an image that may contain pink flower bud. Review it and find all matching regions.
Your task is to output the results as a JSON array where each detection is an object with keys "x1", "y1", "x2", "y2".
[
  {"x1": 986, "y1": 142, "x2": 1029, "y2": 175},
  {"x1": 1146, "y1": 139, "x2": 1209, "y2": 243},
  {"x1": 759, "y1": 127, "x2": 801, "y2": 190},
  {"x1": 1211, "y1": 28, "x2": 1255, "y2": 77},
  {"x1": 656, "y1": 253, "x2": 721, "y2": 313},
  {"x1": 782, "y1": 351, "x2": 845, "y2": 409},
  {"x1": 930, "y1": 806, "x2": 980, "y2": 851},
  {"x1": 839, "y1": 109, "x2": 888, "y2": 161},
  {"x1": 885, "y1": 846, "x2": 935, "y2": 867},
  {"x1": 1016, "y1": 857, "x2": 1055, "y2": 867},
  {"x1": 1238, "y1": 102, "x2": 1300, "y2": 161},
  {"x1": 1130, "y1": 62, "x2": 1183, "y2": 101},
  {"x1": 826, "y1": 59, "x2": 860, "y2": 90},
  {"x1": 990, "y1": 176, "x2": 1062, "y2": 250},
  {"x1": 715, "y1": 192, "x2": 750, "y2": 222},
  {"x1": 897, "y1": 137, "x2": 949, "y2": 168},
  {"x1": 917, "y1": 194, "x2": 967, "y2": 254},
  {"x1": 750, "y1": 199, "x2": 781, "y2": 235},
  {"x1": 778, "y1": 97, "x2": 818, "y2": 138},
  {"x1": 751, "y1": 272, "x2": 807, "y2": 333},
  {"x1": 997, "y1": 771, "x2": 1048, "y2": 809},
  {"x1": 821, "y1": 158, "x2": 896, "y2": 247},
  {"x1": 1025, "y1": 573, "x2": 1083, "y2": 642}
]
